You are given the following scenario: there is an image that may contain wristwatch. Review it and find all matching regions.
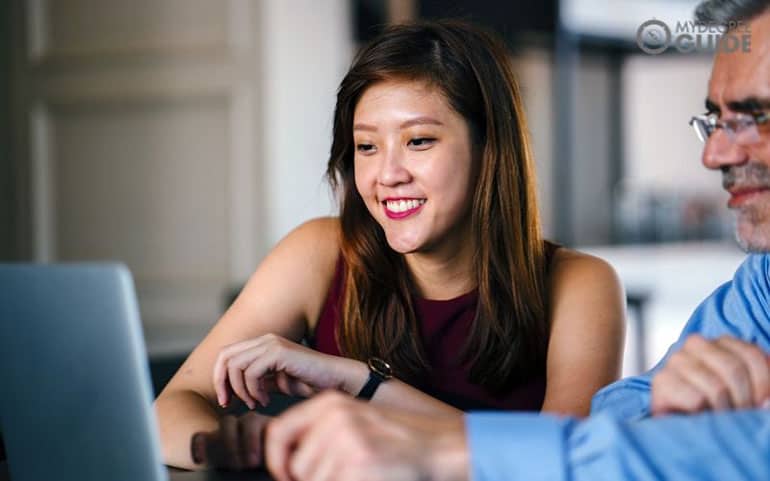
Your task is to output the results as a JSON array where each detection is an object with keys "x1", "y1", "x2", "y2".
[{"x1": 356, "y1": 357, "x2": 393, "y2": 400}]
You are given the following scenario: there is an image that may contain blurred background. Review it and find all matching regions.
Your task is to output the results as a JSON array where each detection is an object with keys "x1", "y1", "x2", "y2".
[{"x1": 0, "y1": 0, "x2": 748, "y2": 392}]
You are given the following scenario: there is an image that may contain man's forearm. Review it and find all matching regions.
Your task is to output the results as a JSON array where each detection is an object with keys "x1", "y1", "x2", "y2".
[{"x1": 466, "y1": 409, "x2": 770, "y2": 481}]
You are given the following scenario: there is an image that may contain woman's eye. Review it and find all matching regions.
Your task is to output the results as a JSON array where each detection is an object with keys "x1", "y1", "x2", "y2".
[
  {"x1": 356, "y1": 143, "x2": 376, "y2": 153},
  {"x1": 408, "y1": 137, "x2": 436, "y2": 148}
]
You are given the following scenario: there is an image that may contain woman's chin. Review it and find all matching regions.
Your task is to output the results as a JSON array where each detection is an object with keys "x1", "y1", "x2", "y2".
[
  {"x1": 385, "y1": 236, "x2": 423, "y2": 254},
  {"x1": 387, "y1": 243, "x2": 420, "y2": 255}
]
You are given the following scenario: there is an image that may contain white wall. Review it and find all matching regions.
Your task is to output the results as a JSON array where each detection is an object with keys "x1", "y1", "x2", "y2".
[
  {"x1": 260, "y1": 0, "x2": 352, "y2": 249},
  {"x1": 515, "y1": 48, "x2": 555, "y2": 238},
  {"x1": 622, "y1": 54, "x2": 717, "y2": 192},
  {"x1": 15, "y1": 0, "x2": 355, "y2": 352}
]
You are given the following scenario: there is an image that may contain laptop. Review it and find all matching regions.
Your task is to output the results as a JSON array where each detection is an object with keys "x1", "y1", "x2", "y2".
[{"x1": 0, "y1": 263, "x2": 271, "y2": 481}]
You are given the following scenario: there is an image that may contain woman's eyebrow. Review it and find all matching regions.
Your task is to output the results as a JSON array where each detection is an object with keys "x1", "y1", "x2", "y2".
[
  {"x1": 353, "y1": 123, "x2": 377, "y2": 132},
  {"x1": 400, "y1": 116, "x2": 443, "y2": 129},
  {"x1": 354, "y1": 116, "x2": 444, "y2": 132}
]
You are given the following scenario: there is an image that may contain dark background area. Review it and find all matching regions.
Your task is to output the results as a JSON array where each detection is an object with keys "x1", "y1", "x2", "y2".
[
  {"x1": 355, "y1": 0, "x2": 558, "y2": 45},
  {"x1": 0, "y1": 1, "x2": 14, "y2": 262},
  {"x1": 419, "y1": 0, "x2": 557, "y2": 37}
]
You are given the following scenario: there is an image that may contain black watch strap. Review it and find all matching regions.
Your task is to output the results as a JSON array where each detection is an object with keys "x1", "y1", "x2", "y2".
[
  {"x1": 356, "y1": 372, "x2": 385, "y2": 400},
  {"x1": 356, "y1": 358, "x2": 393, "y2": 400}
]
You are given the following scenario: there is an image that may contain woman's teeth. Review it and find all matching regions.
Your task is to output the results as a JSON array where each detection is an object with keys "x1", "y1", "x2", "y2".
[{"x1": 385, "y1": 199, "x2": 426, "y2": 213}]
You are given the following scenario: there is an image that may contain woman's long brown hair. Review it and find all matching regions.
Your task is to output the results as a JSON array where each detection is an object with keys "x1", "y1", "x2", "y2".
[{"x1": 326, "y1": 20, "x2": 548, "y2": 393}]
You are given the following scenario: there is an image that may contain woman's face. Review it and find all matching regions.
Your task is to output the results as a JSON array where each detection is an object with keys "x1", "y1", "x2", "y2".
[{"x1": 353, "y1": 79, "x2": 478, "y2": 255}]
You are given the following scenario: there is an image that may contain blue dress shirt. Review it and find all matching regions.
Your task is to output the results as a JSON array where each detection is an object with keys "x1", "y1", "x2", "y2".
[{"x1": 467, "y1": 254, "x2": 770, "y2": 481}]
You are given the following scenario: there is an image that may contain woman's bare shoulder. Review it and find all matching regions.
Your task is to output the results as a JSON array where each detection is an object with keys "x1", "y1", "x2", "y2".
[
  {"x1": 281, "y1": 217, "x2": 342, "y2": 324},
  {"x1": 549, "y1": 247, "x2": 619, "y2": 284},
  {"x1": 275, "y1": 216, "x2": 341, "y2": 284},
  {"x1": 289, "y1": 216, "x2": 341, "y2": 253}
]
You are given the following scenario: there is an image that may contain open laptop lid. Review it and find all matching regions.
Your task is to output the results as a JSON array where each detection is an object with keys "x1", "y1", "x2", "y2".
[{"x1": 0, "y1": 263, "x2": 167, "y2": 481}]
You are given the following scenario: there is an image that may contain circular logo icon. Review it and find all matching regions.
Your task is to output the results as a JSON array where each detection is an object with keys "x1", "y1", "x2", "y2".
[{"x1": 637, "y1": 19, "x2": 671, "y2": 55}]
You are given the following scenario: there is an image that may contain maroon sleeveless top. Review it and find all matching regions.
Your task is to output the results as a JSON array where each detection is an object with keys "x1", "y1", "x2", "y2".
[{"x1": 310, "y1": 242, "x2": 559, "y2": 411}]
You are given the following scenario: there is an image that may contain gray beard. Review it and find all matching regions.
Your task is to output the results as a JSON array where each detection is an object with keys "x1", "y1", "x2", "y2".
[{"x1": 722, "y1": 162, "x2": 770, "y2": 190}]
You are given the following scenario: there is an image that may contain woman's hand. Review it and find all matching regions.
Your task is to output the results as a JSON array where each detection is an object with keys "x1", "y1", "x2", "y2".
[
  {"x1": 191, "y1": 411, "x2": 270, "y2": 470},
  {"x1": 213, "y1": 333, "x2": 366, "y2": 410}
]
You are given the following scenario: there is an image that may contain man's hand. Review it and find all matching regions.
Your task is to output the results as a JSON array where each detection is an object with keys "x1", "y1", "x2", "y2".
[
  {"x1": 264, "y1": 391, "x2": 469, "y2": 481},
  {"x1": 652, "y1": 334, "x2": 770, "y2": 415}
]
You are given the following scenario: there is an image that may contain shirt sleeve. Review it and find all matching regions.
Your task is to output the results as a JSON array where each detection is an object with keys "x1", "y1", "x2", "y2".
[
  {"x1": 466, "y1": 409, "x2": 770, "y2": 481},
  {"x1": 591, "y1": 254, "x2": 770, "y2": 419},
  {"x1": 466, "y1": 412, "x2": 572, "y2": 481}
]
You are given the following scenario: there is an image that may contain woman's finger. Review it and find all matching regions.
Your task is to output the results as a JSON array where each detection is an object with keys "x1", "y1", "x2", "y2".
[
  {"x1": 273, "y1": 370, "x2": 292, "y2": 395},
  {"x1": 243, "y1": 355, "x2": 274, "y2": 407},
  {"x1": 213, "y1": 339, "x2": 266, "y2": 407},
  {"x1": 227, "y1": 346, "x2": 270, "y2": 407},
  {"x1": 240, "y1": 413, "x2": 270, "y2": 468},
  {"x1": 221, "y1": 414, "x2": 244, "y2": 469},
  {"x1": 190, "y1": 432, "x2": 208, "y2": 465},
  {"x1": 199, "y1": 416, "x2": 241, "y2": 470},
  {"x1": 228, "y1": 362, "x2": 257, "y2": 410},
  {"x1": 286, "y1": 375, "x2": 319, "y2": 398},
  {"x1": 213, "y1": 351, "x2": 231, "y2": 408}
]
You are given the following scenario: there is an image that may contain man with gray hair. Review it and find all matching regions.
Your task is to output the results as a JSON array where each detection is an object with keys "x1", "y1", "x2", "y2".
[{"x1": 260, "y1": 1, "x2": 770, "y2": 480}]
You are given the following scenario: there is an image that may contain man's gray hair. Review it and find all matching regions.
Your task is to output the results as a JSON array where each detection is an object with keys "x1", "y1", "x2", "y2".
[{"x1": 695, "y1": 0, "x2": 770, "y2": 24}]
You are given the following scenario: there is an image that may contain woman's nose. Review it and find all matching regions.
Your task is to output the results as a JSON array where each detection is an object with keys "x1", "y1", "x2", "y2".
[{"x1": 377, "y1": 146, "x2": 412, "y2": 186}]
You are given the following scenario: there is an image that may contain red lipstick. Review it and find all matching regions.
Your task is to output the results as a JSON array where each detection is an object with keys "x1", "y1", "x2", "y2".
[{"x1": 382, "y1": 198, "x2": 426, "y2": 220}]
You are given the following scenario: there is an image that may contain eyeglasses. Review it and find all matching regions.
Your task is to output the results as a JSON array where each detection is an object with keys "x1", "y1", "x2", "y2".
[{"x1": 689, "y1": 111, "x2": 770, "y2": 144}]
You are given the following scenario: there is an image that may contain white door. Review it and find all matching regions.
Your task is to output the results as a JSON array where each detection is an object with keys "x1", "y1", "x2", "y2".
[{"x1": 13, "y1": 0, "x2": 351, "y2": 354}]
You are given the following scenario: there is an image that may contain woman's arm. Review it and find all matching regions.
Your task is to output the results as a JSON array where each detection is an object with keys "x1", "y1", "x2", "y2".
[
  {"x1": 154, "y1": 217, "x2": 340, "y2": 469},
  {"x1": 337, "y1": 355, "x2": 464, "y2": 416},
  {"x1": 212, "y1": 334, "x2": 462, "y2": 418},
  {"x1": 540, "y1": 250, "x2": 626, "y2": 417}
]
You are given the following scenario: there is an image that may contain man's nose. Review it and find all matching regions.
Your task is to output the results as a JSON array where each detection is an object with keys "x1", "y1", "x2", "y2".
[
  {"x1": 377, "y1": 146, "x2": 411, "y2": 186},
  {"x1": 702, "y1": 128, "x2": 749, "y2": 170}
]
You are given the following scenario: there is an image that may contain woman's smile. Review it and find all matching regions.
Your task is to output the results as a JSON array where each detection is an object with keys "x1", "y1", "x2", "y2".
[{"x1": 383, "y1": 198, "x2": 427, "y2": 219}]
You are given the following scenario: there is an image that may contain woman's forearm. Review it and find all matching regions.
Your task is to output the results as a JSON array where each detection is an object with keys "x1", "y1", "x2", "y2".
[
  {"x1": 338, "y1": 358, "x2": 462, "y2": 417},
  {"x1": 154, "y1": 389, "x2": 221, "y2": 470}
]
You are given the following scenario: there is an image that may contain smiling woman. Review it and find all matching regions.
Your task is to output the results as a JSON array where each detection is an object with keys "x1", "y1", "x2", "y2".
[
  {"x1": 154, "y1": 20, "x2": 626, "y2": 471},
  {"x1": 351, "y1": 80, "x2": 476, "y2": 260}
]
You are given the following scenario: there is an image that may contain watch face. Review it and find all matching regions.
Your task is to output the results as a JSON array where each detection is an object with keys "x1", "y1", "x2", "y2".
[{"x1": 368, "y1": 357, "x2": 393, "y2": 379}]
